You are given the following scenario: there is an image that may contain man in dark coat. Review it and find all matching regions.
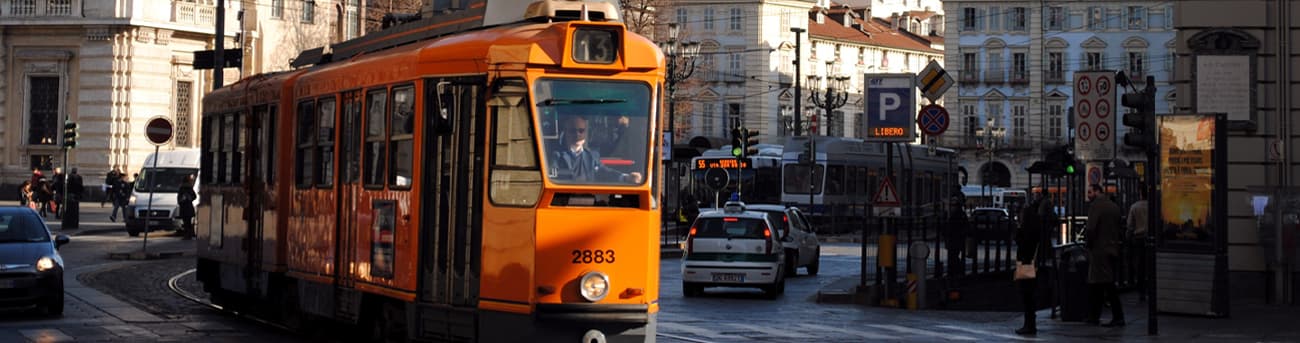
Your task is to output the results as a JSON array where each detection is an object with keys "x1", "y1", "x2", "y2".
[
  {"x1": 177, "y1": 174, "x2": 197, "y2": 239},
  {"x1": 946, "y1": 197, "x2": 969, "y2": 277},
  {"x1": 1085, "y1": 184, "x2": 1124, "y2": 326},
  {"x1": 1014, "y1": 193, "x2": 1051, "y2": 335}
]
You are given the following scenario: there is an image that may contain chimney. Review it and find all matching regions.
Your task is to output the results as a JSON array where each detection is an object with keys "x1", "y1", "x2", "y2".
[{"x1": 891, "y1": 13, "x2": 900, "y2": 30}]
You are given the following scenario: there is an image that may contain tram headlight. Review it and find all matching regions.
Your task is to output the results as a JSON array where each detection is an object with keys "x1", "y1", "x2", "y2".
[{"x1": 579, "y1": 271, "x2": 610, "y2": 302}]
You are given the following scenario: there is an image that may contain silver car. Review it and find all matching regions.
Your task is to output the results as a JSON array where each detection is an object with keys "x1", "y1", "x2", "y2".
[
  {"x1": 681, "y1": 201, "x2": 787, "y2": 298},
  {"x1": 744, "y1": 204, "x2": 820, "y2": 276}
]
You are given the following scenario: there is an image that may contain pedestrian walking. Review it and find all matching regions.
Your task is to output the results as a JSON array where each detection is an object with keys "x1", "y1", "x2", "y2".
[
  {"x1": 1126, "y1": 187, "x2": 1149, "y2": 301},
  {"x1": 35, "y1": 178, "x2": 52, "y2": 218},
  {"x1": 19, "y1": 180, "x2": 34, "y2": 209},
  {"x1": 51, "y1": 168, "x2": 64, "y2": 218},
  {"x1": 103, "y1": 169, "x2": 121, "y2": 207},
  {"x1": 1085, "y1": 184, "x2": 1125, "y2": 327},
  {"x1": 1014, "y1": 193, "x2": 1051, "y2": 335},
  {"x1": 177, "y1": 174, "x2": 197, "y2": 239},
  {"x1": 110, "y1": 175, "x2": 130, "y2": 222}
]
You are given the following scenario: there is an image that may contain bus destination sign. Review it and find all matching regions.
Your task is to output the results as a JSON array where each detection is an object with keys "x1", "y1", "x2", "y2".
[{"x1": 695, "y1": 157, "x2": 751, "y2": 169}]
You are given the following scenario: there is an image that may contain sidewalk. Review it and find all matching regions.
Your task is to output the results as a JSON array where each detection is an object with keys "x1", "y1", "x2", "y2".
[
  {"x1": 1, "y1": 200, "x2": 129, "y2": 236},
  {"x1": 817, "y1": 274, "x2": 1300, "y2": 341}
]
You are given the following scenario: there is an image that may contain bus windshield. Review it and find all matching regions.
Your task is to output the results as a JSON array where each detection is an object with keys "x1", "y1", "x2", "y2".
[
  {"x1": 535, "y1": 79, "x2": 652, "y2": 186},
  {"x1": 135, "y1": 168, "x2": 198, "y2": 193}
]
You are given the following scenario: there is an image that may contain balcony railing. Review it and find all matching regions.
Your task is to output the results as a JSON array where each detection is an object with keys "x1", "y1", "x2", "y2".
[
  {"x1": 1009, "y1": 71, "x2": 1028, "y2": 84},
  {"x1": 960, "y1": 70, "x2": 980, "y2": 84},
  {"x1": 704, "y1": 70, "x2": 747, "y2": 83},
  {"x1": 984, "y1": 70, "x2": 1004, "y2": 84},
  {"x1": 3, "y1": 0, "x2": 78, "y2": 17},
  {"x1": 173, "y1": 0, "x2": 216, "y2": 26},
  {"x1": 1046, "y1": 69, "x2": 1065, "y2": 83}
]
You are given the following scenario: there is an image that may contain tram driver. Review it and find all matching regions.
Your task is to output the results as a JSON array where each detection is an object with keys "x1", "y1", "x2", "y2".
[{"x1": 549, "y1": 115, "x2": 643, "y2": 184}]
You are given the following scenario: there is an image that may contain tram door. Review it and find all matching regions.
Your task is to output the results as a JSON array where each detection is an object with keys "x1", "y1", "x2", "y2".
[
  {"x1": 336, "y1": 92, "x2": 362, "y2": 320},
  {"x1": 418, "y1": 77, "x2": 485, "y2": 308}
]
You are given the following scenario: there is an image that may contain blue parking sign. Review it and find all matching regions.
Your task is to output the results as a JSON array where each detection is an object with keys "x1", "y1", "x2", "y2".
[{"x1": 863, "y1": 74, "x2": 917, "y2": 142}]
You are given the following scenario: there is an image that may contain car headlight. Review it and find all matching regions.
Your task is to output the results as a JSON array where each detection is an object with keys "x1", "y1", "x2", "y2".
[
  {"x1": 579, "y1": 271, "x2": 610, "y2": 302},
  {"x1": 129, "y1": 195, "x2": 138, "y2": 204},
  {"x1": 36, "y1": 257, "x2": 56, "y2": 272}
]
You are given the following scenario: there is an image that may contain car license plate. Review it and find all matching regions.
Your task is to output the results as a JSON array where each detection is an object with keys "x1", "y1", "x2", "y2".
[
  {"x1": 711, "y1": 273, "x2": 744, "y2": 282},
  {"x1": 0, "y1": 280, "x2": 15, "y2": 289},
  {"x1": 151, "y1": 220, "x2": 167, "y2": 225}
]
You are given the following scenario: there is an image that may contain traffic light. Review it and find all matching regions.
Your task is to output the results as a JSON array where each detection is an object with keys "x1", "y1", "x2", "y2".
[
  {"x1": 798, "y1": 138, "x2": 813, "y2": 164},
  {"x1": 62, "y1": 120, "x2": 77, "y2": 149},
  {"x1": 743, "y1": 129, "x2": 760, "y2": 158},
  {"x1": 730, "y1": 127, "x2": 744, "y2": 157},
  {"x1": 1121, "y1": 76, "x2": 1157, "y2": 152}
]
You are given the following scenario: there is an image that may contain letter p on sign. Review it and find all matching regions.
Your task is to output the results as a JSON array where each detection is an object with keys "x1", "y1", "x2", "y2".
[{"x1": 879, "y1": 93, "x2": 901, "y2": 120}]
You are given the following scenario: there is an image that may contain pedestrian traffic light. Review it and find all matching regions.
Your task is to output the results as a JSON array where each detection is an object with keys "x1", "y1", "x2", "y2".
[
  {"x1": 62, "y1": 121, "x2": 77, "y2": 149},
  {"x1": 730, "y1": 127, "x2": 744, "y2": 157},
  {"x1": 1121, "y1": 76, "x2": 1157, "y2": 152},
  {"x1": 743, "y1": 129, "x2": 760, "y2": 158}
]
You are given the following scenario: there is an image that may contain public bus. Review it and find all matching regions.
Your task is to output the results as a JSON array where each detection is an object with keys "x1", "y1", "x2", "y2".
[
  {"x1": 195, "y1": 1, "x2": 664, "y2": 341},
  {"x1": 686, "y1": 145, "x2": 782, "y2": 208}
]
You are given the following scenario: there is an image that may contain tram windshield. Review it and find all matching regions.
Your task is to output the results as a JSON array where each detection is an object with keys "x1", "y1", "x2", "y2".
[{"x1": 535, "y1": 79, "x2": 652, "y2": 186}]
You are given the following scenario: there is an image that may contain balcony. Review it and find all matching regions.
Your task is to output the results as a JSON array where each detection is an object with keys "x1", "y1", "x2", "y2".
[
  {"x1": 984, "y1": 70, "x2": 1004, "y2": 84},
  {"x1": 1045, "y1": 70, "x2": 1065, "y2": 83},
  {"x1": 3, "y1": 0, "x2": 78, "y2": 17},
  {"x1": 960, "y1": 70, "x2": 980, "y2": 84},
  {"x1": 173, "y1": 0, "x2": 217, "y2": 26},
  {"x1": 1009, "y1": 71, "x2": 1028, "y2": 84},
  {"x1": 704, "y1": 70, "x2": 747, "y2": 83}
]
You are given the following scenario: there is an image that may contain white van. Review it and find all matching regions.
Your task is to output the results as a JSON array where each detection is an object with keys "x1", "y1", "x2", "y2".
[{"x1": 124, "y1": 149, "x2": 200, "y2": 237}]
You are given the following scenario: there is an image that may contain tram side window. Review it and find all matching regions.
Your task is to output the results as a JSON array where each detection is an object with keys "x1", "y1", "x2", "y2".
[
  {"x1": 265, "y1": 105, "x2": 277, "y2": 185},
  {"x1": 389, "y1": 85, "x2": 415, "y2": 189},
  {"x1": 364, "y1": 88, "x2": 388, "y2": 188},
  {"x1": 220, "y1": 114, "x2": 233, "y2": 184},
  {"x1": 825, "y1": 165, "x2": 844, "y2": 195},
  {"x1": 317, "y1": 97, "x2": 336, "y2": 188},
  {"x1": 296, "y1": 100, "x2": 316, "y2": 188},
  {"x1": 231, "y1": 112, "x2": 243, "y2": 184},
  {"x1": 488, "y1": 79, "x2": 541, "y2": 207},
  {"x1": 342, "y1": 92, "x2": 362, "y2": 184},
  {"x1": 200, "y1": 116, "x2": 214, "y2": 185}
]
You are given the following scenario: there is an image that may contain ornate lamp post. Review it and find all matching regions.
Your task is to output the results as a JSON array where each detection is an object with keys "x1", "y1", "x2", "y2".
[
  {"x1": 657, "y1": 23, "x2": 699, "y2": 229},
  {"x1": 809, "y1": 61, "x2": 850, "y2": 137}
]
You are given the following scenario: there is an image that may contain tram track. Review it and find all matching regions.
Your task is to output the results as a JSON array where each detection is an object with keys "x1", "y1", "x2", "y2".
[
  {"x1": 168, "y1": 268, "x2": 714, "y2": 342},
  {"x1": 166, "y1": 268, "x2": 296, "y2": 333}
]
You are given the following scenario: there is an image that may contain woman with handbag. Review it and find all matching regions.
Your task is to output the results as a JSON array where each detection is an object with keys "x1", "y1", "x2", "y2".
[{"x1": 1014, "y1": 194, "x2": 1048, "y2": 335}]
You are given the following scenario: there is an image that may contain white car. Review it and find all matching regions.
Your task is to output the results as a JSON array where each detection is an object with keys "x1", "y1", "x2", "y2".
[
  {"x1": 744, "y1": 204, "x2": 820, "y2": 276},
  {"x1": 681, "y1": 201, "x2": 786, "y2": 298}
]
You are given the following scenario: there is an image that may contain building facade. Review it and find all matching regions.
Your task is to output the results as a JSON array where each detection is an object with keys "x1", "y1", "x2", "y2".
[
  {"x1": 941, "y1": 0, "x2": 1175, "y2": 190},
  {"x1": 0, "y1": 0, "x2": 362, "y2": 192},
  {"x1": 1173, "y1": 0, "x2": 1298, "y2": 305},
  {"x1": 669, "y1": 0, "x2": 942, "y2": 145}
]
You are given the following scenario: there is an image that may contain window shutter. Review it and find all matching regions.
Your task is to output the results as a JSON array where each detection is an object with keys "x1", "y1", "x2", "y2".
[
  {"x1": 977, "y1": 8, "x2": 985, "y2": 31},
  {"x1": 989, "y1": 7, "x2": 999, "y2": 31}
]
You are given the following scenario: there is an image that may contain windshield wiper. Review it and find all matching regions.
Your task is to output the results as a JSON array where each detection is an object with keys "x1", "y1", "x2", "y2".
[{"x1": 536, "y1": 98, "x2": 627, "y2": 106}]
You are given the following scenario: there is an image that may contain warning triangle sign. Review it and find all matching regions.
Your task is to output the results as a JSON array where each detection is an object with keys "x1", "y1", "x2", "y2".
[{"x1": 873, "y1": 177, "x2": 901, "y2": 206}]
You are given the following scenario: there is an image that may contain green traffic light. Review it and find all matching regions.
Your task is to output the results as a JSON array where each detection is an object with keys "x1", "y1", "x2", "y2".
[
  {"x1": 1065, "y1": 164, "x2": 1075, "y2": 174},
  {"x1": 732, "y1": 147, "x2": 742, "y2": 157}
]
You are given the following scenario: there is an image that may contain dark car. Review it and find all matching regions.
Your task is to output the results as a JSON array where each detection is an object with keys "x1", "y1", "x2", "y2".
[
  {"x1": 969, "y1": 207, "x2": 1014, "y2": 240},
  {"x1": 0, "y1": 207, "x2": 70, "y2": 315}
]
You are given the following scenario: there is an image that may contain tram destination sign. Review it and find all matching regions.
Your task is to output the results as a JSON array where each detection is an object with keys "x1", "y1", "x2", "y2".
[{"x1": 696, "y1": 157, "x2": 751, "y2": 169}]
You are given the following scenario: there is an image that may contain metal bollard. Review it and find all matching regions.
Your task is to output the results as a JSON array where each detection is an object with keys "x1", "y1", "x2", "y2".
[{"x1": 908, "y1": 242, "x2": 931, "y2": 310}]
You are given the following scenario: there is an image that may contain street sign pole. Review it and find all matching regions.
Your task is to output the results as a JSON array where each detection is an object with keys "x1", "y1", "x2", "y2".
[{"x1": 142, "y1": 117, "x2": 175, "y2": 253}]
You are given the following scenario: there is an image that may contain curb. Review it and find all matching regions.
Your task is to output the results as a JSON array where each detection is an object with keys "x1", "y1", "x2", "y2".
[
  {"x1": 108, "y1": 250, "x2": 187, "y2": 261},
  {"x1": 65, "y1": 262, "x2": 168, "y2": 324}
]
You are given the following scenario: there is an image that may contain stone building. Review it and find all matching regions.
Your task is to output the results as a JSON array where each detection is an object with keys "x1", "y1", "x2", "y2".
[{"x1": 0, "y1": 0, "x2": 362, "y2": 194}]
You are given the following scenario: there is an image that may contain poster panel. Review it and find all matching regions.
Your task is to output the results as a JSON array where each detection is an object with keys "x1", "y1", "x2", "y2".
[{"x1": 1158, "y1": 114, "x2": 1217, "y2": 248}]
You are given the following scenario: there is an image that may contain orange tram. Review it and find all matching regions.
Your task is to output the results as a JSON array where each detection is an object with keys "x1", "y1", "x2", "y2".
[{"x1": 195, "y1": 1, "x2": 665, "y2": 341}]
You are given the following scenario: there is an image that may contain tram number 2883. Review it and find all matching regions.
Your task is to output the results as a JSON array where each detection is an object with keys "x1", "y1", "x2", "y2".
[{"x1": 572, "y1": 249, "x2": 616, "y2": 264}]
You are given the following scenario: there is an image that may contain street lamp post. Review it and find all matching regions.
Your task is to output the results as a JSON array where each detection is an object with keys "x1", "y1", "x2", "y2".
[
  {"x1": 982, "y1": 118, "x2": 1004, "y2": 206},
  {"x1": 657, "y1": 23, "x2": 699, "y2": 229},
  {"x1": 791, "y1": 27, "x2": 806, "y2": 136},
  {"x1": 806, "y1": 63, "x2": 850, "y2": 219}
]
